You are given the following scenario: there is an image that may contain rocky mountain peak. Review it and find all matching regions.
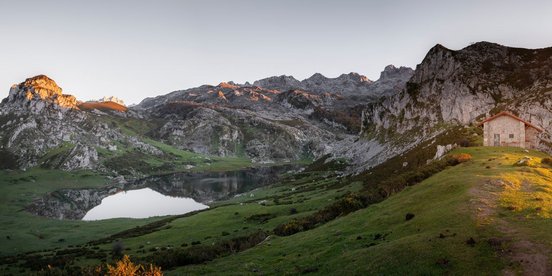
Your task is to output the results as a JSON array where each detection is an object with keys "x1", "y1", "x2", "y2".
[
  {"x1": 250, "y1": 67, "x2": 411, "y2": 97},
  {"x1": 463, "y1": 41, "x2": 504, "y2": 51},
  {"x1": 336, "y1": 72, "x2": 372, "y2": 84},
  {"x1": 379, "y1": 65, "x2": 414, "y2": 81},
  {"x1": 21, "y1": 75, "x2": 63, "y2": 95},
  {"x1": 99, "y1": 96, "x2": 125, "y2": 106},
  {"x1": 427, "y1": 43, "x2": 452, "y2": 54},
  {"x1": 3, "y1": 75, "x2": 78, "y2": 111},
  {"x1": 306, "y1": 73, "x2": 328, "y2": 82},
  {"x1": 252, "y1": 75, "x2": 302, "y2": 91},
  {"x1": 363, "y1": 41, "x2": 552, "y2": 150},
  {"x1": 218, "y1": 82, "x2": 239, "y2": 89}
]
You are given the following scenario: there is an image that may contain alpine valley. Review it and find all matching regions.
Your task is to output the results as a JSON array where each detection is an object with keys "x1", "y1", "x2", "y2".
[{"x1": 2, "y1": 42, "x2": 552, "y2": 275}]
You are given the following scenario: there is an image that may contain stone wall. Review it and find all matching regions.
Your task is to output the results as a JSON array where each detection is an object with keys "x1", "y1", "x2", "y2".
[
  {"x1": 483, "y1": 115, "x2": 526, "y2": 148},
  {"x1": 525, "y1": 127, "x2": 540, "y2": 149}
]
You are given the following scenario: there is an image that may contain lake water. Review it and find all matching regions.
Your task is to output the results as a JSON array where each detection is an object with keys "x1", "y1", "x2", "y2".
[
  {"x1": 82, "y1": 188, "x2": 209, "y2": 220},
  {"x1": 27, "y1": 165, "x2": 301, "y2": 220}
]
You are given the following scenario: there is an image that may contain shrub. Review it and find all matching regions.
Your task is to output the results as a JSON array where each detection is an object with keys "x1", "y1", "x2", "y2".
[
  {"x1": 112, "y1": 240, "x2": 125, "y2": 260},
  {"x1": 107, "y1": 255, "x2": 162, "y2": 276},
  {"x1": 246, "y1": 213, "x2": 276, "y2": 224},
  {"x1": 144, "y1": 231, "x2": 267, "y2": 270},
  {"x1": 273, "y1": 220, "x2": 304, "y2": 236},
  {"x1": 274, "y1": 193, "x2": 368, "y2": 236},
  {"x1": 449, "y1": 153, "x2": 472, "y2": 164}
]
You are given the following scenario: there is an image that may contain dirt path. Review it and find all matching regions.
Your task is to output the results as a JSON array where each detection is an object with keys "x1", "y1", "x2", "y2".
[{"x1": 469, "y1": 179, "x2": 552, "y2": 276}]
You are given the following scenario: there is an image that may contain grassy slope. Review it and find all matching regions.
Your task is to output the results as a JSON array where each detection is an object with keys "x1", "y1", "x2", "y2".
[
  {"x1": 167, "y1": 147, "x2": 552, "y2": 275},
  {"x1": 93, "y1": 114, "x2": 253, "y2": 174},
  {"x1": 1, "y1": 146, "x2": 551, "y2": 275},
  {"x1": 0, "y1": 169, "x2": 161, "y2": 256},
  {"x1": 0, "y1": 143, "x2": 256, "y2": 258},
  {"x1": 0, "y1": 113, "x2": 296, "y2": 258}
]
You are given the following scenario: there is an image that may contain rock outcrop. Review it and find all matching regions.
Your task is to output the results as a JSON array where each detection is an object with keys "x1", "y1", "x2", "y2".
[
  {"x1": 352, "y1": 42, "x2": 552, "y2": 170},
  {"x1": 367, "y1": 65, "x2": 414, "y2": 97},
  {"x1": 4, "y1": 75, "x2": 78, "y2": 111},
  {"x1": 300, "y1": 72, "x2": 373, "y2": 96},
  {"x1": 363, "y1": 42, "x2": 552, "y2": 135},
  {"x1": 252, "y1": 75, "x2": 303, "y2": 91},
  {"x1": 98, "y1": 96, "x2": 125, "y2": 106},
  {"x1": 0, "y1": 75, "x2": 161, "y2": 172},
  {"x1": 251, "y1": 66, "x2": 413, "y2": 98}
]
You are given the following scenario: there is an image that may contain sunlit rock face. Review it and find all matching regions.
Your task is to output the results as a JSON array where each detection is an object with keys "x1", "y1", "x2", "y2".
[
  {"x1": 352, "y1": 42, "x2": 552, "y2": 171},
  {"x1": 98, "y1": 96, "x2": 125, "y2": 106},
  {"x1": 250, "y1": 68, "x2": 414, "y2": 98},
  {"x1": 8, "y1": 42, "x2": 552, "y2": 176},
  {"x1": 6, "y1": 75, "x2": 78, "y2": 110},
  {"x1": 131, "y1": 65, "x2": 415, "y2": 167},
  {"x1": 0, "y1": 75, "x2": 162, "y2": 172}
]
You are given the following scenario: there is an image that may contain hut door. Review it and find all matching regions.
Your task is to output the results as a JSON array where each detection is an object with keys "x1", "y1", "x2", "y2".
[{"x1": 493, "y1": 134, "x2": 500, "y2": 146}]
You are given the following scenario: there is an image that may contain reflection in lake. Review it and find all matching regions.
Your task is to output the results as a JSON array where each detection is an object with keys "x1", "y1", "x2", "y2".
[
  {"x1": 82, "y1": 188, "x2": 208, "y2": 220},
  {"x1": 26, "y1": 165, "x2": 300, "y2": 220}
]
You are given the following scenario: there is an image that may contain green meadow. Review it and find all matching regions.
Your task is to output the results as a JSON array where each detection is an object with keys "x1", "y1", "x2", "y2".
[{"x1": 1, "y1": 146, "x2": 551, "y2": 275}]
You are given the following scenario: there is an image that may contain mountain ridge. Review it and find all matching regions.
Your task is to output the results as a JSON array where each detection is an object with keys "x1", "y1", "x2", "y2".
[{"x1": 1, "y1": 41, "x2": 551, "y2": 177}]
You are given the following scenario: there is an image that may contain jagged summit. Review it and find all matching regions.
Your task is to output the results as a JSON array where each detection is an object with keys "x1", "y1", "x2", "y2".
[
  {"x1": 217, "y1": 82, "x2": 239, "y2": 89},
  {"x1": 305, "y1": 72, "x2": 373, "y2": 84},
  {"x1": 363, "y1": 40, "x2": 552, "y2": 153},
  {"x1": 379, "y1": 65, "x2": 414, "y2": 81},
  {"x1": 337, "y1": 72, "x2": 372, "y2": 83},
  {"x1": 306, "y1": 73, "x2": 327, "y2": 82},
  {"x1": 98, "y1": 96, "x2": 125, "y2": 106},
  {"x1": 248, "y1": 66, "x2": 411, "y2": 97},
  {"x1": 21, "y1": 75, "x2": 63, "y2": 95},
  {"x1": 3, "y1": 74, "x2": 78, "y2": 111},
  {"x1": 424, "y1": 41, "x2": 535, "y2": 61},
  {"x1": 252, "y1": 75, "x2": 302, "y2": 91},
  {"x1": 429, "y1": 43, "x2": 452, "y2": 52},
  {"x1": 462, "y1": 41, "x2": 505, "y2": 50}
]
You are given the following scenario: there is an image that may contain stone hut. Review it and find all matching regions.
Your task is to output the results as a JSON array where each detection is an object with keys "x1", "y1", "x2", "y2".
[{"x1": 479, "y1": 111, "x2": 543, "y2": 149}]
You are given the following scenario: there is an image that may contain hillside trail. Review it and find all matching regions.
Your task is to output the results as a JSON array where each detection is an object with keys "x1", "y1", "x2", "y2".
[{"x1": 469, "y1": 178, "x2": 552, "y2": 276}]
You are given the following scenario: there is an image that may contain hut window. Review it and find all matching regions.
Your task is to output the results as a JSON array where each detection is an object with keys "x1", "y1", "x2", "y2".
[{"x1": 509, "y1": 134, "x2": 514, "y2": 139}]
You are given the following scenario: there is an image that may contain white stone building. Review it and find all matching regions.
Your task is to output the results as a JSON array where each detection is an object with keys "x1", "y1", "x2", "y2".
[{"x1": 479, "y1": 111, "x2": 543, "y2": 149}]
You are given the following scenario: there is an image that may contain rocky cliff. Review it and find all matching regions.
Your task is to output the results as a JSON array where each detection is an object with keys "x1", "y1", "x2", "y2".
[
  {"x1": 4, "y1": 75, "x2": 78, "y2": 112},
  {"x1": 0, "y1": 75, "x2": 161, "y2": 172},
  {"x1": 136, "y1": 83, "x2": 348, "y2": 163},
  {"x1": 347, "y1": 42, "x2": 552, "y2": 171},
  {"x1": 363, "y1": 42, "x2": 552, "y2": 135},
  {"x1": 2, "y1": 42, "x2": 551, "y2": 176}
]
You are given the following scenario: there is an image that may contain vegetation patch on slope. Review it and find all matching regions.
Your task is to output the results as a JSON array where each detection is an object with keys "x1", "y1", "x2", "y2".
[{"x1": 2, "y1": 146, "x2": 552, "y2": 275}]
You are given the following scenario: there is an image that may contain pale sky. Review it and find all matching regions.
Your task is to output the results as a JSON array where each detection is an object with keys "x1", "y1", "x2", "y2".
[{"x1": 1, "y1": 0, "x2": 552, "y2": 104}]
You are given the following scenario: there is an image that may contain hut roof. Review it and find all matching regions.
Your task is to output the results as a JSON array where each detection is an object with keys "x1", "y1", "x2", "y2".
[{"x1": 478, "y1": 111, "x2": 544, "y2": 132}]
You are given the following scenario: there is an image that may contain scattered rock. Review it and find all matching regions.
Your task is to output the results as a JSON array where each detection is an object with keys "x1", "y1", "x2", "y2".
[{"x1": 514, "y1": 156, "x2": 532, "y2": 166}]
